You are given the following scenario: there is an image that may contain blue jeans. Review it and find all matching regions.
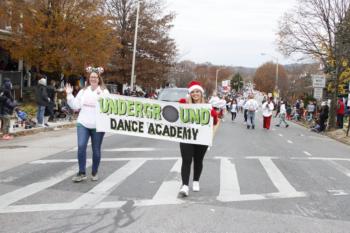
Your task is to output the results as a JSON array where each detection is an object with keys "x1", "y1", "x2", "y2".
[
  {"x1": 77, "y1": 125, "x2": 105, "y2": 174},
  {"x1": 247, "y1": 111, "x2": 255, "y2": 127},
  {"x1": 36, "y1": 106, "x2": 46, "y2": 124}
]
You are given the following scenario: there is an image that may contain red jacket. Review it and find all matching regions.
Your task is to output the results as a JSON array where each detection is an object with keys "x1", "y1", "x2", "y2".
[
  {"x1": 337, "y1": 100, "x2": 345, "y2": 115},
  {"x1": 179, "y1": 98, "x2": 218, "y2": 125}
]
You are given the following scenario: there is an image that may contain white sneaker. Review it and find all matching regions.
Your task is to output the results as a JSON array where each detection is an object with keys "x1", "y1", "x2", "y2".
[
  {"x1": 91, "y1": 174, "x2": 99, "y2": 181},
  {"x1": 178, "y1": 185, "x2": 189, "y2": 197},
  {"x1": 192, "y1": 181, "x2": 200, "y2": 192},
  {"x1": 72, "y1": 173, "x2": 87, "y2": 182}
]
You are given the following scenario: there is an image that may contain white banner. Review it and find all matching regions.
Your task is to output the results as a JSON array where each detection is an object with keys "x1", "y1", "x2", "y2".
[{"x1": 96, "y1": 95, "x2": 214, "y2": 146}]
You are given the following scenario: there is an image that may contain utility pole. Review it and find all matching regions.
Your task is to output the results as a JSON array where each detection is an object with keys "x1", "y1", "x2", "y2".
[
  {"x1": 215, "y1": 69, "x2": 221, "y2": 93},
  {"x1": 130, "y1": 0, "x2": 140, "y2": 90}
]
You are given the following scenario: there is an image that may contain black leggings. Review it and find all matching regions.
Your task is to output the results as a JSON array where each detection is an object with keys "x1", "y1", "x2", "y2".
[
  {"x1": 244, "y1": 109, "x2": 248, "y2": 122},
  {"x1": 231, "y1": 112, "x2": 237, "y2": 120},
  {"x1": 179, "y1": 143, "x2": 208, "y2": 186}
]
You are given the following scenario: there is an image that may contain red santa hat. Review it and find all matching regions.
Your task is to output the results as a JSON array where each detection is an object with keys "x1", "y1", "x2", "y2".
[{"x1": 188, "y1": 81, "x2": 204, "y2": 93}]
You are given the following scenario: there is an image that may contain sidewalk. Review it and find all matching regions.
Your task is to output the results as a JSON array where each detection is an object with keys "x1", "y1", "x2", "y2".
[{"x1": 1, "y1": 120, "x2": 76, "y2": 139}]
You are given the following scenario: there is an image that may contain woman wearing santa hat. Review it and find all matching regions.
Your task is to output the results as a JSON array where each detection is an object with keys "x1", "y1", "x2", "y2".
[{"x1": 178, "y1": 81, "x2": 218, "y2": 197}]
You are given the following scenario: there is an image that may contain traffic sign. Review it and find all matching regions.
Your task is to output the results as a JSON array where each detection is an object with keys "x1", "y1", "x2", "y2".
[
  {"x1": 313, "y1": 88, "x2": 323, "y2": 100},
  {"x1": 312, "y1": 75, "x2": 326, "y2": 88}
]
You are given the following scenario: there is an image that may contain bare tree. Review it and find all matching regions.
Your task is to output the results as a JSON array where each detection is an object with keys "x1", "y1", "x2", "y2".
[
  {"x1": 277, "y1": 0, "x2": 350, "y2": 129},
  {"x1": 105, "y1": 0, "x2": 177, "y2": 88}
]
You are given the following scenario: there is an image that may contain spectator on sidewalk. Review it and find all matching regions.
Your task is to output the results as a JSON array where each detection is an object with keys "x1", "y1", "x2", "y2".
[
  {"x1": 66, "y1": 66, "x2": 109, "y2": 183},
  {"x1": 47, "y1": 80, "x2": 57, "y2": 122},
  {"x1": 337, "y1": 98, "x2": 345, "y2": 129},
  {"x1": 306, "y1": 101, "x2": 316, "y2": 122},
  {"x1": 35, "y1": 76, "x2": 50, "y2": 127},
  {"x1": 312, "y1": 101, "x2": 329, "y2": 133},
  {"x1": 0, "y1": 78, "x2": 16, "y2": 140}
]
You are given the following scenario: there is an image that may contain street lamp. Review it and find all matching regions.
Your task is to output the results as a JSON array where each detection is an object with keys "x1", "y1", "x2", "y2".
[
  {"x1": 261, "y1": 53, "x2": 279, "y2": 97},
  {"x1": 130, "y1": 0, "x2": 140, "y2": 90},
  {"x1": 215, "y1": 69, "x2": 221, "y2": 93}
]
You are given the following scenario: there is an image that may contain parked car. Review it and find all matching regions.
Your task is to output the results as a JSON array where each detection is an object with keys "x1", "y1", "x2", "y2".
[{"x1": 157, "y1": 88, "x2": 188, "y2": 102}]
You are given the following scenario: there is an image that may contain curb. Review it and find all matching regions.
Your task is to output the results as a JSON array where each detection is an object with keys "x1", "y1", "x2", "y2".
[
  {"x1": 291, "y1": 120, "x2": 350, "y2": 146},
  {"x1": 3, "y1": 122, "x2": 76, "y2": 138}
]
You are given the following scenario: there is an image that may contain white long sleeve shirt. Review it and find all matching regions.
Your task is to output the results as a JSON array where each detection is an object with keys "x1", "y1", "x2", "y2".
[
  {"x1": 67, "y1": 86, "x2": 109, "y2": 129},
  {"x1": 280, "y1": 103, "x2": 286, "y2": 114},
  {"x1": 262, "y1": 102, "x2": 274, "y2": 117},
  {"x1": 244, "y1": 99, "x2": 259, "y2": 112}
]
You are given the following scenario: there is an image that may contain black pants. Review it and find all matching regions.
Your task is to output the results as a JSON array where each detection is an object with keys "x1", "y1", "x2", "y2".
[
  {"x1": 337, "y1": 114, "x2": 344, "y2": 129},
  {"x1": 244, "y1": 109, "x2": 248, "y2": 122},
  {"x1": 179, "y1": 143, "x2": 208, "y2": 186},
  {"x1": 319, "y1": 118, "x2": 327, "y2": 132},
  {"x1": 231, "y1": 112, "x2": 237, "y2": 121}
]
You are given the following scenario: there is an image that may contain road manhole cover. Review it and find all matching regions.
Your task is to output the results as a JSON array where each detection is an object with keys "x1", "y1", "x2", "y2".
[{"x1": 0, "y1": 145, "x2": 28, "y2": 149}]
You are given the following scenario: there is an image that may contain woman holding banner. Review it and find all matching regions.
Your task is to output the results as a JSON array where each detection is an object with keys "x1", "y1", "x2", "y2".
[
  {"x1": 178, "y1": 81, "x2": 218, "y2": 197},
  {"x1": 65, "y1": 66, "x2": 109, "y2": 182}
]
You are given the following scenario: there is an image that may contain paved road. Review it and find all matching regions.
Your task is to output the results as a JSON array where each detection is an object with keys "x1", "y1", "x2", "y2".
[{"x1": 1, "y1": 113, "x2": 350, "y2": 232}]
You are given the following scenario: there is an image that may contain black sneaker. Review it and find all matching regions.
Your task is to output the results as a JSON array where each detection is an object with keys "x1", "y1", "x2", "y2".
[
  {"x1": 247, "y1": 125, "x2": 250, "y2": 129},
  {"x1": 252, "y1": 125, "x2": 255, "y2": 129},
  {"x1": 72, "y1": 172, "x2": 87, "y2": 182},
  {"x1": 286, "y1": 125, "x2": 289, "y2": 128}
]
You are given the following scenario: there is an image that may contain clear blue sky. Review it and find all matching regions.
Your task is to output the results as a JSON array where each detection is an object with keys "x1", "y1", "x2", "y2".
[{"x1": 167, "y1": 0, "x2": 301, "y2": 68}]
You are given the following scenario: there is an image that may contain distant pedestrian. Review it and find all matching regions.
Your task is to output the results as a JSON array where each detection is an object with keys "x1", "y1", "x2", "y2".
[
  {"x1": 230, "y1": 99, "x2": 238, "y2": 121},
  {"x1": 262, "y1": 97, "x2": 274, "y2": 130},
  {"x1": 66, "y1": 66, "x2": 109, "y2": 182},
  {"x1": 275, "y1": 101, "x2": 289, "y2": 128},
  {"x1": 244, "y1": 94, "x2": 259, "y2": 129},
  {"x1": 243, "y1": 98, "x2": 248, "y2": 123},
  {"x1": 178, "y1": 81, "x2": 218, "y2": 197}
]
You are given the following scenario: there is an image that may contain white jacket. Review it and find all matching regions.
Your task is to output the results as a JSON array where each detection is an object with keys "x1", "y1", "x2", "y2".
[
  {"x1": 67, "y1": 86, "x2": 109, "y2": 129},
  {"x1": 280, "y1": 103, "x2": 286, "y2": 114},
  {"x1": 262, "y1": 102, "x2": 274, "y2": 117}
]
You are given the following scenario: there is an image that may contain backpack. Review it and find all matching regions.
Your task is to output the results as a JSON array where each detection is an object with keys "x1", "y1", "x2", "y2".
[{"x1": 248, "y1": 102, "x2": 255, "y2": 112}]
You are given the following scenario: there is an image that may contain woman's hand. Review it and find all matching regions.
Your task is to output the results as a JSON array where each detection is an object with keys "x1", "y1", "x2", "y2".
[{"x1": 65, "y1": 83, "x2": 73, "y2": 95}]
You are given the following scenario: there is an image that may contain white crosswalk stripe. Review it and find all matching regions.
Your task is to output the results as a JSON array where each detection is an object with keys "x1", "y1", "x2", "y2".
[
  {"x1": 1, "y1": 156, "x2": 350, "y2": 213},
  {"x1": 217, "y1": 157, "x2": 240, "y2": 202},
  {"x1": 0, "y1": 162, "x2": 92, "y2": 209}
]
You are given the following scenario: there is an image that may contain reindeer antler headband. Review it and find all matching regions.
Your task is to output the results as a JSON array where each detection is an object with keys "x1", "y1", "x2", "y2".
[{"x1": 86, "y1": 66, "x2": 104, "y2": 75}]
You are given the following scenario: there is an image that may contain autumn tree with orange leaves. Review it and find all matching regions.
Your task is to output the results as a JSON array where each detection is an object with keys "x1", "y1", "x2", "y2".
[
  {"x1": 253, "y1": 62, "x2": 288, "y2": 97},
  {"x1": 0, "y1": 0, "x2": 119, "y2": 75}
]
